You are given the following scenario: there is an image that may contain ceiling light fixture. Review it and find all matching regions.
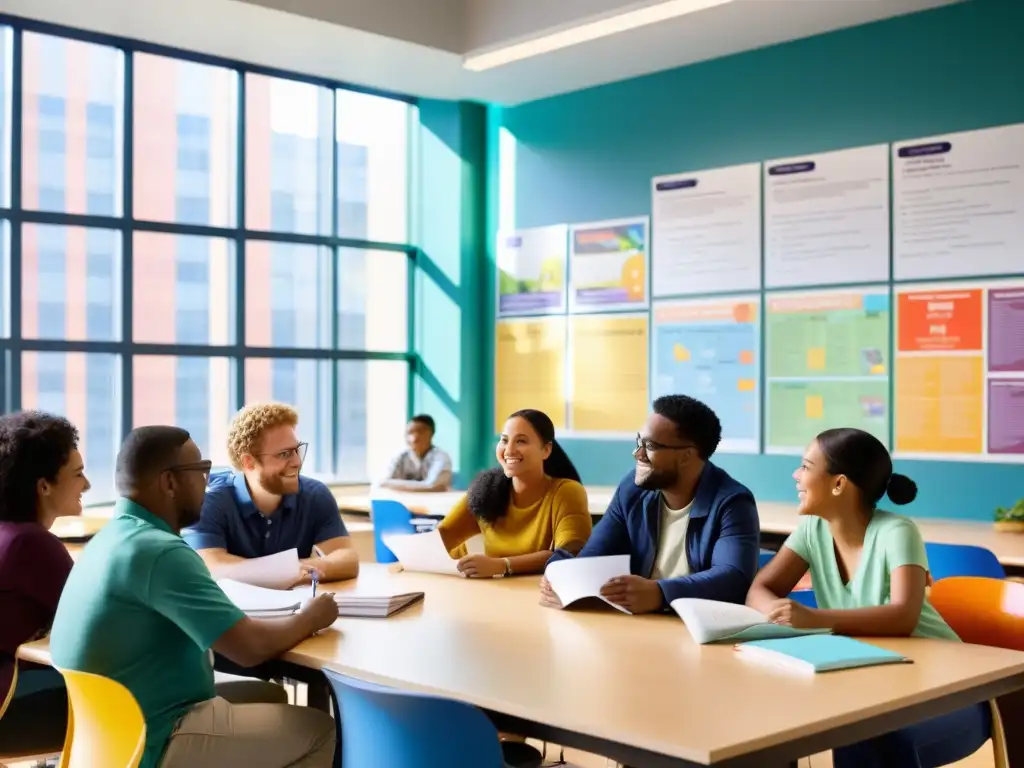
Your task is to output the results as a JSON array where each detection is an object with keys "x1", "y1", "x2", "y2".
[{"x1": 463, "y1": 0, "x2": 735, "y2": 72}]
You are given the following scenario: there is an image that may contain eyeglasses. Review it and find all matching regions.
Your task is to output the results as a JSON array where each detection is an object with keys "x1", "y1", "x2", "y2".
[
  {"x1": 165, "y1": 459, "x2": 213, "y2": 480},
  {"x1": 634, "y1": 433, "x2": 696, "y2": 455},
  {"x1": 256, "y1": 443, "x2": 308, "y2": 463}
]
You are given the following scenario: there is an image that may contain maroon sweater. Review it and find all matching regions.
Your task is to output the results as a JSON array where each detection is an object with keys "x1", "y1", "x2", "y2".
[{"x1": 0, "y1": 522, "x2": 73, "y2": 699}]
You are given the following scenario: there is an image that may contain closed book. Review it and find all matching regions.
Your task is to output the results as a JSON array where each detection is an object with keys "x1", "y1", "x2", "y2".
[{"x1": 735, "y1": 635, "x2": 911, "y2": 674}]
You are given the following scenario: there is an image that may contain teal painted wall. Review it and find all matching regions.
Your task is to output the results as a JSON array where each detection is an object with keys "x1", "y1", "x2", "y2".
[{"x1": 484, "y1": 0, "x2": 1024, "y2": 521}]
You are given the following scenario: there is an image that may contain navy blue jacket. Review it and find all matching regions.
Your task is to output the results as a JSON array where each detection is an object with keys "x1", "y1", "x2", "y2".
[{"x1": 549, "y1": 462, "x2": 760, "y2": 607}]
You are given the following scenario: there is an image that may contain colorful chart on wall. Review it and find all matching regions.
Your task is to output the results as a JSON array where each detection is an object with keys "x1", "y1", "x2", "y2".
[
  {"x1": 569, "y1": 217, "x2": 649, "y2": 313},
  {"x1": 494, "y1": 317, "x2": 567, "y2": 432},
  {"x1": 894, "y1": 281, "x2": 1024, "y2": 462},
  {"x1": 568, "y1": 313, "x2": 648, "y2": 435},
  {"x1": 893, "y1": 123, "x2": 1024, "y2": 281},
  {"x1": 651, "y1": 296, "x2": 760, "y2": 453},
  {"x1": 765, "y1": 288, "x2": 890, "y2": 453},
  {"x1": 651, "y1": 163, "x2": 761, "y2": 296},
  {"x1": 496, "y1": 225, "x2": 568, "y2": 316},
  {"x1": 764, "y1": 144, "x2": 890, "y2": 288}
]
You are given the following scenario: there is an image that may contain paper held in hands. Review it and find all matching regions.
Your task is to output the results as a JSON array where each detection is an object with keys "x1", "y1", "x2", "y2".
[
  {"x1": 670, "y1": 598, "x2": 832, "y2": 644},
  {"x1": 215, "y1": 548, "x2": 301, "y2": 590},
  {"x1": 381, "y1": 530, "x2": 462, "y2": 576},
  {"x1": 544, "y1": 555, "x2": 632, "y2": 614}
]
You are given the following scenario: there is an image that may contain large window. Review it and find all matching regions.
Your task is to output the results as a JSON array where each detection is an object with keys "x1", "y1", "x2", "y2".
[{"x1": 0, "y1": 23, "x2": 417, "y2": 504}]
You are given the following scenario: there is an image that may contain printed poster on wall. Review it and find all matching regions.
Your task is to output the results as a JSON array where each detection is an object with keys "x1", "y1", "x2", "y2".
[
  {"x1": 494, "y1": 317, "x2": 567, "y2": 432},
  {"x1": 651, "y1": 163, "x2": 762, "y2": 296},
  {"x1": 765, "y1": 287, "x2": 890, "y2": 453},
  {"x1": 496, "y1": 225, "x2": 568, "y2": 316},
  {"x1": 764, "y1": 144, "x2": 890, "y2": 288},
  {"x1": 569, "y1": 217, "x2": 649, "y2": 313},
  {"x1": 894, "y1": 281, "x2": 1024, "y2": 462},
  {"x1": 568, "y1": 314, "x2": 648, "y2": 435},
  {"x1": 893, "y1": 123, "x2": 1024, "y2": 281},
  {"x1": 651, "y1": 296, "x2": 760, "y2": 453}
]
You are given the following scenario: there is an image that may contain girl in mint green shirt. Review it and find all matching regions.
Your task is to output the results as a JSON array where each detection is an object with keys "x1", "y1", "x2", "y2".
[{"x1": 747, "y1": 427, "x2": 991, "y2": 768}]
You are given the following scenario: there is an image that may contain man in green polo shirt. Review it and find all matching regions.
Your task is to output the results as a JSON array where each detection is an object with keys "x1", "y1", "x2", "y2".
[{"x1": 51, "y1": 426, "x2": 339, "y2": 768}]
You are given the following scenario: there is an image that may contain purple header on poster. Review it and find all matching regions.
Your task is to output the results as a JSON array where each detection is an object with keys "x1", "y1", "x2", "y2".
[
  {"x1": 988, "y1": 380, "x2": 1024, "y2": 455},
  {"x1": 768, "y1": 161, "x2": 815, "y2": 176},
  {"x1": 576, "y1": 286, "x2": 629, "y2": 305},
  {"x1": 655, "y1": 178, "x2": 698, "y2": 192},
  {"x1": 898, "y1": 142, "x2": 952, "y2": 158},
  {"x1": 500, "y1": 291, "x2": 562, "y2": 314},
  {"x1": 989, "y1": 289, "x2": 1024, "y2": 372}
]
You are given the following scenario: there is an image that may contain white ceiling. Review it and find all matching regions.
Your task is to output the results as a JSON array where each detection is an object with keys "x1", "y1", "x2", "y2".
[{"x1": 0, "y1": 0, "x2": 961, "y2": 104}]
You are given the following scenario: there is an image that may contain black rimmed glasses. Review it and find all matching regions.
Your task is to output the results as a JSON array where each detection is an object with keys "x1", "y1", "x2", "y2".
[
  {"x1": 634, "y1": 433, "x2": 696, "y2": 456},
  {"x1": 165, "y1": 459, "x2": 213, "y2": 481}
]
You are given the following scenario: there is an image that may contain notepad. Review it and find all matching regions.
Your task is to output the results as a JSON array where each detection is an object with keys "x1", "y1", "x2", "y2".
[
  {"x1": 544, "y1": 555, "x2": 632, "y2": 614},
  {"x1": 218, "y1": 579, "x2": 426, "y2": 619},
  {"x1": 334, "y1": 592, "x2": 425, "y2": 618},
  {"x1": 670, "y1": 598, "x2": 832, "y2": 644},
  {"x1": 735, "y1": 635, "x2": 911, "y2": 675}
]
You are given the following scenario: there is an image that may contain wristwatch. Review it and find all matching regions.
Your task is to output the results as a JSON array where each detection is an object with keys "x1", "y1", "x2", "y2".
[{"x1": 503, "y1": 558, "x2": 512, "y2": 577}]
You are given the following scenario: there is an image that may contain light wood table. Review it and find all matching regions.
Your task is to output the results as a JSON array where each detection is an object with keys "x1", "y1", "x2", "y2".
[
  {"x1": 20, "y1": 565, "x2": 1024, "y2": 766},
  {"x1": 51, "y1": 515, "x2": 110, "y2": 542}
]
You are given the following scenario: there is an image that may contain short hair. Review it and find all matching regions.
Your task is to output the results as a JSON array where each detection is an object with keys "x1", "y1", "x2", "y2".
[
  {"x1": 0, "y1": 411, "x2": 80, "y2": 523},
  {"x1": 652, "y1": 395, "x2": 722, "y2": 461},
  {"x1": 816, "y1": 428, "x2": 917, "y2": 508},
  {"x1": 227, "y1": 403, "x2": 298, "y2": 470},
  {"x1": 115, "y1": 426, "x2": 191, "y2": 495},
  {"x1": 410, "y1": 414, "x2": 435, "y2": 433}
]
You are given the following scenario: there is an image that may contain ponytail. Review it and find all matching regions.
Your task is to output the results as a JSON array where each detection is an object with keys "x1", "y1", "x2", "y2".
[{"x1": 544, "y1": 439, "x2": 580, "y2": 483}]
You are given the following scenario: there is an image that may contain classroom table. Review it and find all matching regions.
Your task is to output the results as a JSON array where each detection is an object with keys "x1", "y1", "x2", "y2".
[
  {"x1": 50, "y1": 514, "x2": 111, "y2": 543},
  {"x1": 19, "y1": 565, "x2": 1024, "y2": 766}
]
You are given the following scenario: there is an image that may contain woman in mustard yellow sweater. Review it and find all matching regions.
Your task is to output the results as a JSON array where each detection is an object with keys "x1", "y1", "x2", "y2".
[{"x1": 437, "y1": 409, "x2": 592, "y2": 578}]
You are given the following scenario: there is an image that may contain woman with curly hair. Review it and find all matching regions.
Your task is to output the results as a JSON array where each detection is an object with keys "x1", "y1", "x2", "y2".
[
  {"x1": 437, "y1": 409, "x2": 592, "y2": 579},
  {"x1": 0, "y1": 410, "x2": 90, "y2": 756}
]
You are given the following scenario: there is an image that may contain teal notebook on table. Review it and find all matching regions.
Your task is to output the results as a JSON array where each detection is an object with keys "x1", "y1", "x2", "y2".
[{"x1": 735, "y1": 635, "x2": 911, "y2": 674}]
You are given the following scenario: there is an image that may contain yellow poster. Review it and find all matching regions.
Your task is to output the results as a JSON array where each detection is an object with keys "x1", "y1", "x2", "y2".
[
  {"x1": 570, "y1": 314, "x2": 649, "y2": 433},
  {"x1": 895, "y1": 355, "x2": 985, "y2": 455},
  {"x1": 494, "y1": 317, "x2": 567, "y2": 432}
]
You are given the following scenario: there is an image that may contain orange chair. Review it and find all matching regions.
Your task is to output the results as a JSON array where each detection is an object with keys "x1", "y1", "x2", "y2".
[{"x1": 930, "y1": 576, "x2": 1024, "y2": 767}]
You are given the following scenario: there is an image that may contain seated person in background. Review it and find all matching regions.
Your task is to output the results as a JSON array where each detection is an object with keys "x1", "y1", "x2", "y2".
[
  {"x1": 746, "y1": 427, "x2": 990, "y2": 768},
  {"x1": 437, "y1": 409, "x2": 591, "y2": 578},
  {"x1": 541, "y1": 394, "x2": 759, "y2": 614},
  {"x1": 50, "y1": 426, "x2": 339, "y2": 768},
  {"x1": 377, "y1": 413, "x2": 453, "y2": 492},
  {"x1": 0, "y1": 412, "x2": 89, "y2": 757},
  {"x1": 185, "y1": 402, "x2": 358, "y2": 584}
]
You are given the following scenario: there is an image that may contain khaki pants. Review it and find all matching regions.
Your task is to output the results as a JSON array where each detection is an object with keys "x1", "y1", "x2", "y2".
[{"x1": 160, "y1": 680, "x2": 336, "y2": 768}]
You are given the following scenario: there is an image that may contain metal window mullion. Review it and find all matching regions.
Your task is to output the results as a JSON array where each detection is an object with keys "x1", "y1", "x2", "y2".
[
  {"x1": 120, "y1": 45, "x2": 134, "y2": 438},
  {"x1": 330, "y1": 87, "x2": 340, "y2": 475},
  {"x1": 8, "y1": 27, "x2": 22, "y2": 411},
  {"x1": 234, "y1": 69, "x2": 246, "y2": 410}
]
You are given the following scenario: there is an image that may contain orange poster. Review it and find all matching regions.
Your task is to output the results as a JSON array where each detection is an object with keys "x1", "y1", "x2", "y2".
[
  {"x1": 895, "y1": 355, "x2": 984, "y2": 454},
  {"x1": 897, "y1": 288, "x2": 983, "y2": 352}
]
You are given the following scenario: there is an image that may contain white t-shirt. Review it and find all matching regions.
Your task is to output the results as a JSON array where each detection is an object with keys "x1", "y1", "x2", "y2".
[{"x1": 650, "y1": 496, "x2": 693, "y2": 580}]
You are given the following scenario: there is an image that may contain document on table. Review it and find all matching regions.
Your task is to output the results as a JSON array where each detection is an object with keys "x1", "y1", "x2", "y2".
[
  {"x1": 381, "y1": 530, "x2": 463, "y2": 576},
  {"x1": 544, "y1": 555, "x2": 632, "y2": 614},
  {"x1": 215, "y1": 548, "x2": 300, "y2": 590},
  {"x1": 217, "y1": 578, "x2": 310, "y2": 616}
]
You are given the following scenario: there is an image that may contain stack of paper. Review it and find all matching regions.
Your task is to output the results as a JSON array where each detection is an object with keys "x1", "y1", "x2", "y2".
[
  {"x1": 544, "y1": 555, "x2": 632, "y2": 613},
  {"x1": 217, "y1": 579, "x2": 308, "y2": 617},
  {"x1": 335, "y1": 592, "x2": 424, "y2": 618},
  {"x1": 670, "y1": 598, "x2": 831, "y2": 644}
]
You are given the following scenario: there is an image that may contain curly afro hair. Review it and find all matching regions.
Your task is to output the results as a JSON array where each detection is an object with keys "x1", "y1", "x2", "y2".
[
  {"x1": 0, "y1": 410, "x2": 80, "y2": 524},
  {"x1": 227, "y1": 402, "x2": 299, "y2": 470}
]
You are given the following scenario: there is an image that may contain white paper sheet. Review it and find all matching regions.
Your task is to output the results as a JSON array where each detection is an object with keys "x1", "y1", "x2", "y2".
[
  {"x1": 670, "y1": 598, "x2": 769, "y2": 643},
  {"x1": 217, "y1": 578, "x2": 311, "y2": 614},
  {"x1": 381, "y1": 530, "x2": 463, "y2": 576},
  {"x1": 544, "y1": 555, "x2": 631, "y2": 614},
  {"x1": 215, "y1": 548, "x2": 300, "y2": 590}
]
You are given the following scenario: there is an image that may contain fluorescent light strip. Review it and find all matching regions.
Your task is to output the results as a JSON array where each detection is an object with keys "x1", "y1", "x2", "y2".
[{"x1": 463, "y1": 0, "x2": 734, "y2": 72}]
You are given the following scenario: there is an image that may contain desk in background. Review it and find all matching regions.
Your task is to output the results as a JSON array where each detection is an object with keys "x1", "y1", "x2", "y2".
[{"x1": 22, "y1": 565, "x2": 1024, "y2": 767}]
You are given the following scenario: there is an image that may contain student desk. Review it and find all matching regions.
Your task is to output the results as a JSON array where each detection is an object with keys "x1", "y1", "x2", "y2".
[
  {"x1": 51, "y1": 515, "x2": 110, "y2": 543},
  {"x1": 18, "y1": 565, "x2": 1024, "y2": 766}
]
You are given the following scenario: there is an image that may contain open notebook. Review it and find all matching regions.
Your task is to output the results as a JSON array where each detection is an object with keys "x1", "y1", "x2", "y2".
[
  {"x1": 670, "y1": 598, "x2": 832, "y2": 644},
  {"x1": 217, "y1": 579, "x2": 424, "y2": 619}
]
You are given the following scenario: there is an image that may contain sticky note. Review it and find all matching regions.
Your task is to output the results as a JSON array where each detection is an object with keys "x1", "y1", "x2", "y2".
[
  {"x1": 737, "y1": 379, "x2": 756, "y2": 392},
  {"x1": 807, "y1": 348, "x2": 826, "y2": 370},
  {"x1": 739, "y1": 350, "x2": 754, "y2": 365},
  {"x1": 673, "y1": 344, "x2": 691, "y2": 362},
  {"x1": 805, "y1": 395, "x2": 824, "y2": 419}
]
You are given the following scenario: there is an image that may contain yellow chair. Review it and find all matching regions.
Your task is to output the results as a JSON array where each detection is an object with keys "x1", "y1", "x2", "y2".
[{"x1": 56, "y1": 668, "x2": 145, "y2": 768}]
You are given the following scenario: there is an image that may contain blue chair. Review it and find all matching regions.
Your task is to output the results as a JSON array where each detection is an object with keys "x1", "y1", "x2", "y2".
[
  {"x1": 324, "y1": 669, "x2": 515, "y2": 768},
  {"x1": 758, "y1": 549, "x2": 775, "y2": 569},
  {"x1": 790, "y1": 590, "x2": 817, "y2": 608},
  {"x1": 370, "y1": 499, "x2": 416, "y2": 564},
  {"x1": 925, "y1": 543, "x2": 1005, "y2": 582}
]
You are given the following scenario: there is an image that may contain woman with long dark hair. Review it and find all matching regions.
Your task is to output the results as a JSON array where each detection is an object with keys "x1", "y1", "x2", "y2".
[
  {"x1": 747, "y1": 427, "x2": 990, "y2": 767},
  {"x1": 437, "y1": 409, "x2": 591, "y2": 578}
]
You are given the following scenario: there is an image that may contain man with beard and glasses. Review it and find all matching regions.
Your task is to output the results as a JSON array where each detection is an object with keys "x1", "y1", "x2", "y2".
[
  {"x1": 185, "y1": 402, "x2": 358, "y2": 585},
  {"x1": 51, "y1": 426, "x2": 339, "y2": 768},
  {"x1": 540, "y1": 395, "x2": 760, "y2": 614}
]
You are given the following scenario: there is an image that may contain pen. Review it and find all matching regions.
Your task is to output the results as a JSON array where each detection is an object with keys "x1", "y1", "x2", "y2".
[{"x1": 311, "y1": 570, "x2": 318, "y2": 598}]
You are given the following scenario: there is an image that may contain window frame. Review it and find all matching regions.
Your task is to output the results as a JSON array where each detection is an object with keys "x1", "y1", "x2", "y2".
[{"x1": 0, "y1": 15, "x2": 419, "y2": 498}]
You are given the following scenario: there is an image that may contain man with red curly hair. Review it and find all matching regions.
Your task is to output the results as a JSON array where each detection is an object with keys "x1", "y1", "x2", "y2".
[{"x1": 184, "y1": 402, "x2": 358, "y2": 585}]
